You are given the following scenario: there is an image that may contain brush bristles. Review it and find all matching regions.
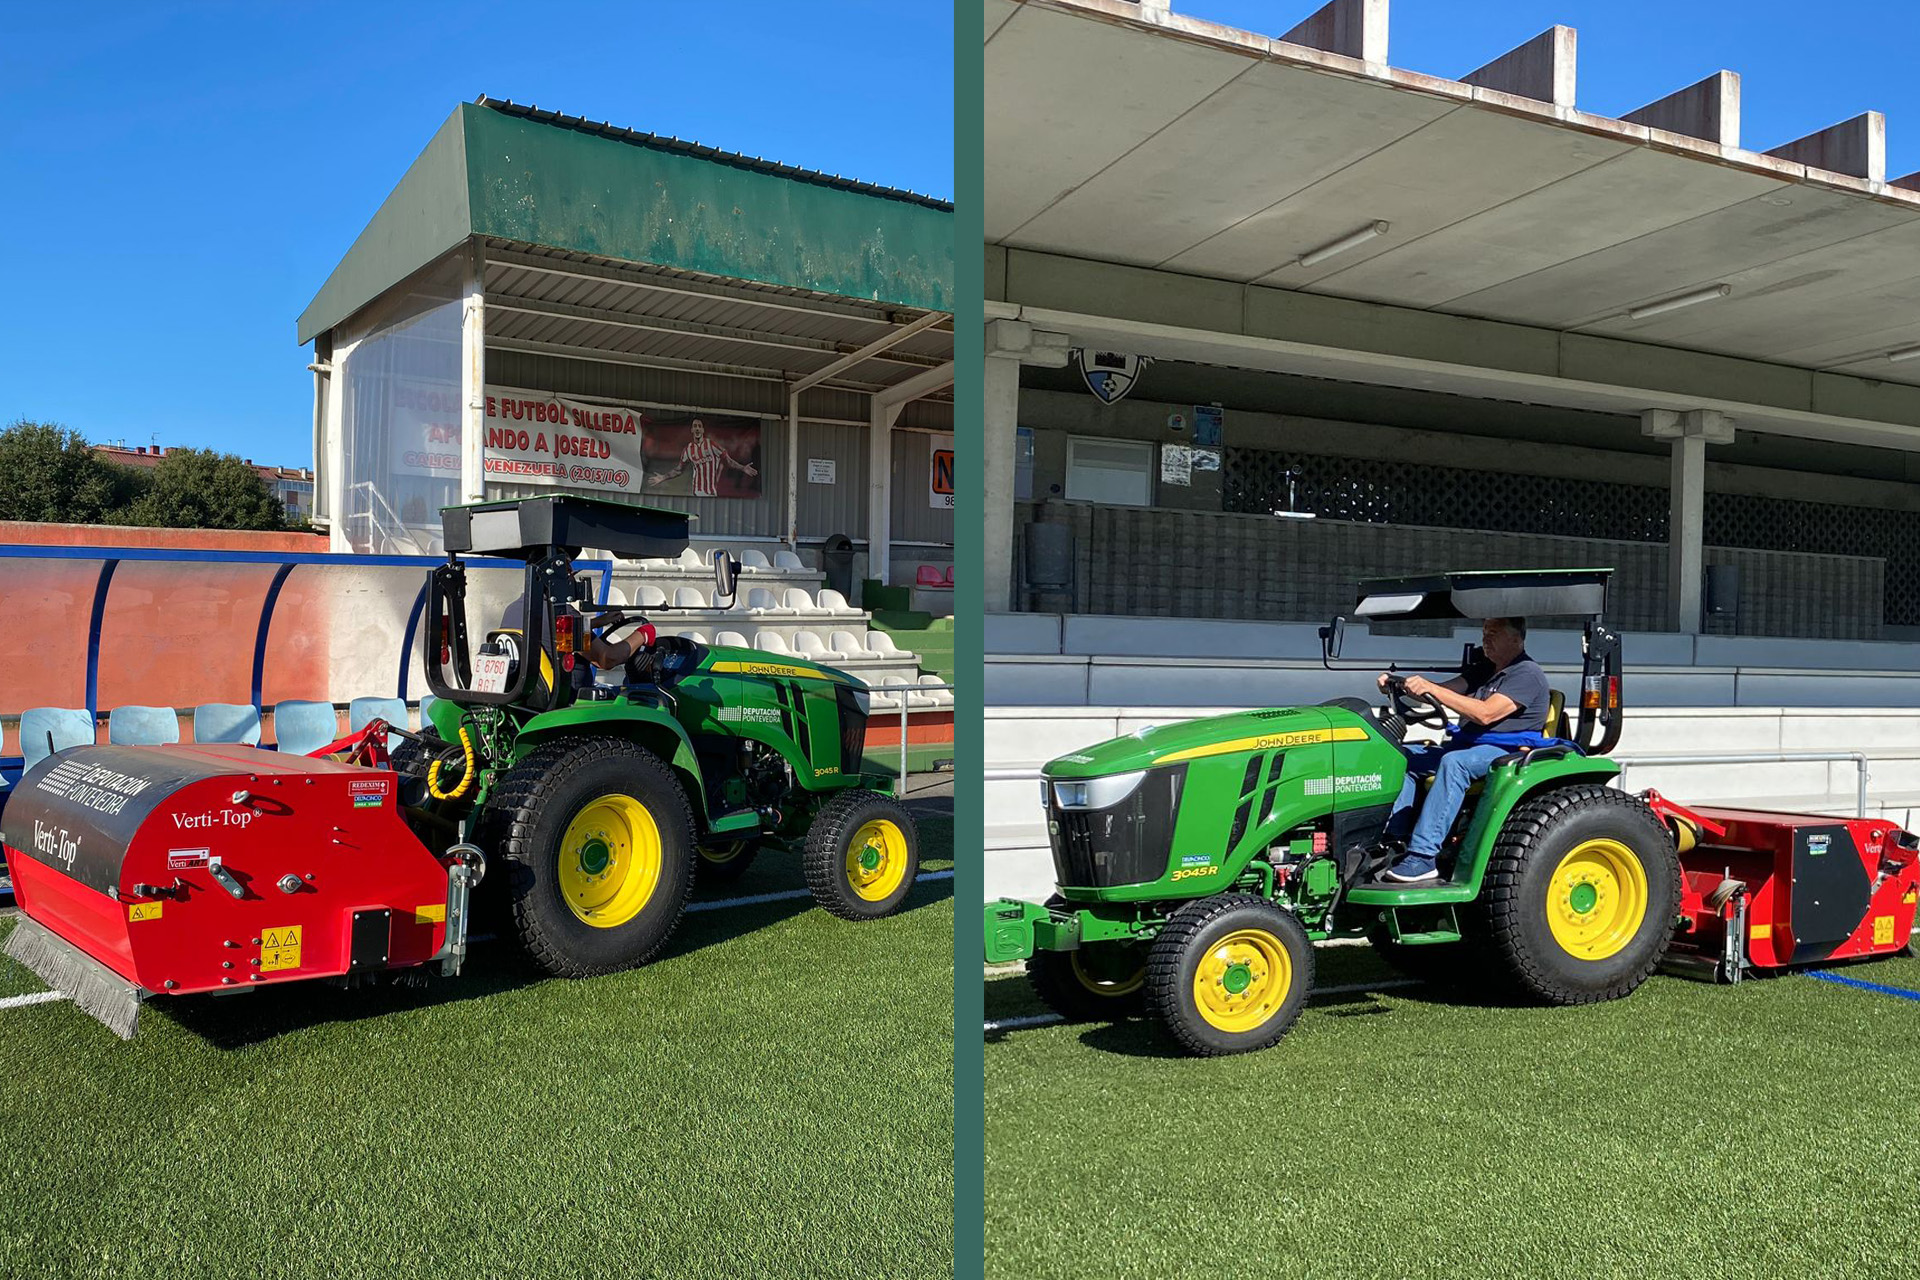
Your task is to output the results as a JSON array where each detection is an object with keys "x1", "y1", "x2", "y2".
[{"x1": 4, "y1": 918, "x2": 143, "y2": 1040}]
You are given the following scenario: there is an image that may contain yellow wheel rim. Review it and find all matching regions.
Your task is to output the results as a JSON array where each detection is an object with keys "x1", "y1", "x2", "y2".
[
  {"x1": 1070, "y1": 947, "x2": 1145, "y2": 998},
  {"x1": 700, "y1": 842, "x2": 748, "y2": 865},
  {"x1": 557, "y1": 795, "x2": 663, "y2": 929},
  {"x1": 1547, "y1": 837, "x2": 1650, "y2": 960},
  {"x1": 1193, "y1": 928, "x2": 1292, "y2": 1033},
  {"x1": 847, "y1": 819, "x2": 910, "y2": 902}
]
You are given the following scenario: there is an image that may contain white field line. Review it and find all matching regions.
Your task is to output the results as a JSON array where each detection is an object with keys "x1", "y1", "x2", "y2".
[
  {"x1": 983, "y1": 977, "x2": 1424, "y2": 1035},
  {"x1": 0, "y1": 870, "x2": 957, "y2": 1015},
  {"x1": 687, "y1": 868, "x2": 953, "y2": 913}
]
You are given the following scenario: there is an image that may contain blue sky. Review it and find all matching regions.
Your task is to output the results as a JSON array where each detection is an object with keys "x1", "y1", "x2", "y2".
[
  {"x1": 0, "y1": 1, "x2": 953, "y2": 466},
  {"x1": 1179, "y1": 1, "x2": 1920, "y2": 172}
]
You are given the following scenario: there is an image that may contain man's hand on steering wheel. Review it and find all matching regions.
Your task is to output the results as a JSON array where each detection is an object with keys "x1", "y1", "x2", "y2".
[{"x1": 1380, "y1": 673, "x2": 1451, "y2": 729}]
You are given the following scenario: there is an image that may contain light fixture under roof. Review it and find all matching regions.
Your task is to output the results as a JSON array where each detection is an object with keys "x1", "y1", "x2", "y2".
[
  {"x1": 1297, "y1": 220, "x2": 1390, "y2": 268},
  {"x1": 1888, "y1": 344, "x2": 1920, "y2": 363},
  {"x1": 1627, "y1": 284, "x2": 1732, "y2": 320}
]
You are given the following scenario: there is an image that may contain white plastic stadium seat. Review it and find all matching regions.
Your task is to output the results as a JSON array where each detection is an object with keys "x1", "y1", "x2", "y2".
[
  {"x1": 781, "y1": 587, "x2": 819, "y2": 614},
  {"x1": 638, "y1": 585, "x2": 669, "y2": 608},
  {"x1": 753, "y1": 632, "x2": 793, "y2": 655},
  {"x1": 638, "y1": 556, "x2": 672, "y2": 569},
  {"x1": 715, "y1": 631, "x2": 750, "y2": 648},
  {"x1": 774, "y1": 550, "x2": 806, "y2": 571},
  {"x1": 739, "y1": 549, "x2": 771, "y2": 570},
  {"x1": 605, "y1": 585, "x2": 629, "y2": 606},
  {"x1": 676, "y1": 548, "x2": 705, "y2": 571},
  {"x1": 792, "y1": 631, "x2": 829, "y2": 657},
  {"x1": 870, "y1": 676, "x2": 909, "y2": 712},
  {"x1": 678, "y1": 631, "x2": 709, "y2": 643},
  {"x1": 745, "y1": 587, "x2": 791, "y2": 616},
  {"x1": 831, "y1": 630, "x2": 870, "y2": 657},
  {"x1": 866, "y1": 631, "x2": 903, "y2": 656},
  {"x1": 673, "y1": 586, "x2": 708, "y2": 609},
  {"x1": 917, "y1": 675, "x2": 954, "y2": 707},
  {"x1": 816, "y1": 589, "x2": 861, "y2": 617}
]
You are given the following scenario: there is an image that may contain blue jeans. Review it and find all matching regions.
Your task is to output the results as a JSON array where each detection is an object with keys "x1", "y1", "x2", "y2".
[{"x1": 1385, "y1": 743, "x2": 1509, "y2": 858}]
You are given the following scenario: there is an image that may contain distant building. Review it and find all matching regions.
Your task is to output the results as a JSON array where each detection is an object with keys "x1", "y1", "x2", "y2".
[{"x1": 92, "y1": 444, "x2": 315, "y2": 523}]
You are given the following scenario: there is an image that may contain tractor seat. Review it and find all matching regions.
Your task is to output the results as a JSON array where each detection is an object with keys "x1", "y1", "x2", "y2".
[{"x1": 1543, "y1": 689, "x2": 1567, "y2": 740}]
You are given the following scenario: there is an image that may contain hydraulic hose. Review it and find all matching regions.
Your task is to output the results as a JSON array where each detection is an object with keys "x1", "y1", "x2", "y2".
[{"x1": 427, "y1": 724, "x2": 477, "y2": 801}]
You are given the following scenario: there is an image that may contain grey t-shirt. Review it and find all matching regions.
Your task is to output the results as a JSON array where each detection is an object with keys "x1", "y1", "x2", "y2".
[{"x1": 1458, "y1": 653, "x2": 1551, "y2": 737}]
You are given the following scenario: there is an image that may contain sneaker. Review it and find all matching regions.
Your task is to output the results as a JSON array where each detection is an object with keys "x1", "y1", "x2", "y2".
[{"x1": 1380, "y1": 852, "x2": 1440, "y2": 884}]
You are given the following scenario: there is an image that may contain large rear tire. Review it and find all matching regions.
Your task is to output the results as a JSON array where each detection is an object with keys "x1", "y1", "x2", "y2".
[
  {"x1": 1146, "y1": 895, "x2": 1313, "y2": 1057},
  {"x1": 1026, "y1": 897, "x2": 1147, "y2": 1021},
  {"x1": 479, "y1": 737, "x2": 696, "y2": 978},
  {"x1": 1478, "y1": 785, "x2": 1680, "y2": 1005},
  {"x1": 803, "y1": 790, "x2": 919, "y2": 920}
]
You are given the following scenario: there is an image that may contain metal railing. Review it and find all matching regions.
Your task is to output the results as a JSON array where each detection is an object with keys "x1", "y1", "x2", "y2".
[
  {"x1": 1612, "y1": 751, "x2": 1870, "y2": 818},
  {"x1": 881, "y1": 681, "x2": 956, "y2": 783}
]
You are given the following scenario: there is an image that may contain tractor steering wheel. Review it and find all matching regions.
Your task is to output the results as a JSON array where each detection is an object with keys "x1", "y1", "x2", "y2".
[{"x1": 1383, "y1": 675, "x2": 1450, "y2": 730}]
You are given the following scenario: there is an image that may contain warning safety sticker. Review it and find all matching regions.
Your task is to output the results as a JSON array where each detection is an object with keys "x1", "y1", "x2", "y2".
[
  {"x1": 260, "y1": 926, "x2": 302, "y2": 972},
  {"x1": 128, "y1": 901, "x2": 163, "y2": 922}
]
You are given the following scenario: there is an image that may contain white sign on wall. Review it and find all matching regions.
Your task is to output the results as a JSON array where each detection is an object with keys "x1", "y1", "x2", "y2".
[{"x1": 808, "y1": 458, "x2": 836, "y2": 484}]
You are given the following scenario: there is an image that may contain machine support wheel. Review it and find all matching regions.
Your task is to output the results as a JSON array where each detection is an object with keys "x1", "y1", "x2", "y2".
[
  {"x1": 802, "y1": 790, "x2": 919, "y2": 921},
  {"x1": 479, "y1": 736, "x2": 697, "y2": 978},
  {"x1": 1478, "y1": 784, "x2": 1680, "y2": 1005},
  {"x1": 1026, "y1": 896, "x2": 1147, "y2": 1021},
  {"x1": 1146, "y1": 895, "x2": 1313, "y2": 1057},
  {"x1": 695, "y1": 840, "x2": 759, "y2": 884}
]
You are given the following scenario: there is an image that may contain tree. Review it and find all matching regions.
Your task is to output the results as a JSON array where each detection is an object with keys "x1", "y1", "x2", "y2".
[
  {"x1": 121, "y1": 448, "x2": 285, "y2": 531},
  {"x1": 0, "y1": 420, "x2": 140, "y2": 523}
]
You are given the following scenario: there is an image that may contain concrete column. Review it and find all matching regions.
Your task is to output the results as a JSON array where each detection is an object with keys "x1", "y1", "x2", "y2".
[
  {"x1": 984, "y1": 352, "x2": 1021, "y2": 613},
  {"x1": 984, "y1": 319, "x2": 1070, "y2": 612},
  {"x1": 1644, "y1": 408, "x2": 1734, "y2": 633},
  {"x1": 460, "y1": 248, "x2": 487, "y2": 504},
  {"x1": 868, "y1": 397, "x2": 903, "y2": 587}
]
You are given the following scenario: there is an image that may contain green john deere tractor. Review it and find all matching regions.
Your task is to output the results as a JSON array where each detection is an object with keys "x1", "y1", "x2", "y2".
[
  {"x1": 985, "y1": 568, "x2": 1682, "y2": 1056},
  {"x1": 404, "y1": 492, "x2": 917, "y2": 978}
]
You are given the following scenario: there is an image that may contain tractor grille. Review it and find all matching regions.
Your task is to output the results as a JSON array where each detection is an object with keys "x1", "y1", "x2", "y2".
[
  {"x1": 1047, "y1": 765, "x2": 1185, "y2": 889},
  {"x1": 835, "y1": 685, "x2": 869, "y2": 775}
]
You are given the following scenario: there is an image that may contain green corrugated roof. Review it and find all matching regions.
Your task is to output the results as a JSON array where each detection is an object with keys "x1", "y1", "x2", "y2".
[{"x1": 298, "y1": 99, "x2": 954, "y2": 345}]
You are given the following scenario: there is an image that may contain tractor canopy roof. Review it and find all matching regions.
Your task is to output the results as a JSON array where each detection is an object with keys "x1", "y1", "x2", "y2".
[
  {"x1": 1352, "y1": 568, "x2": 1612, "y2": 623},
  {"x1": 441, "y1": 492, "x2": 695, "y2": 560}
]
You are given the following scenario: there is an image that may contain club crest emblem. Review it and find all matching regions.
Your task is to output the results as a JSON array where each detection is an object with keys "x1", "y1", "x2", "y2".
[{"x1": 1073, "y1": 349, "x2": 1151, "y2": 404}]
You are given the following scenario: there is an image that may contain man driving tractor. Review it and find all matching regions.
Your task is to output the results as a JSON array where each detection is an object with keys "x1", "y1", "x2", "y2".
[{"x1": 1376, "y1": 616, "x2": 1552, "y2": 884}]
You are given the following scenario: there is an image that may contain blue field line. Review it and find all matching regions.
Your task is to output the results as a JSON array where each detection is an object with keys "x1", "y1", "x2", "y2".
[{"x1": 1804, "y1": 969, "x2": 1920, "y2": 1003}]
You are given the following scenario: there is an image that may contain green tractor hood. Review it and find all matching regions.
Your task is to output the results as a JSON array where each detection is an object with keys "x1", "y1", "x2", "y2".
[{"x1": 1043, "y1": 706, "x2": 1360, "y2": 779}]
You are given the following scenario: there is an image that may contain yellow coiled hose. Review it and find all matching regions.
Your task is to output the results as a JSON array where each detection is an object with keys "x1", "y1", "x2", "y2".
[{"x1": 427, "y1": 724, "x2": 477, "y2": 801}]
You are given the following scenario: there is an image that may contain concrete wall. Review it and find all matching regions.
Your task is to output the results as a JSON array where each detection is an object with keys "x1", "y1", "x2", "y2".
[{"x1": 0, "y1": 523, "x2": 329, "y2": 552}]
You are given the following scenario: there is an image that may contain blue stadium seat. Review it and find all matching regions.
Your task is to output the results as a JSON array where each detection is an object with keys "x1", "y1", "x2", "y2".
[
  {"x1": 194, "y1": 703, "x2": 262, "y2": 746},
  {"x1": 108, "y1": 706, "x2": 181, "y2": 747},
  {"x1": 20, "y1": 708, "x2": 96, "y2": 771},
  {"x1": 349, "y1": 696, "x2": 408, "y2": 734},
  {"x1": 273, "y1": 700, "x2": 338, "y2": 755}
]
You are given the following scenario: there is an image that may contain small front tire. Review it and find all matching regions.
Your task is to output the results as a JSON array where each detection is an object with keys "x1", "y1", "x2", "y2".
[
  {"x1": 695, "y1": 840, "x2": 759, "y2": 884},
  {"x1": 1027, "y1": 898, "x2": 1147, "y2": 1021},
  {"x1": 1146, "y1": 895, "x2": 1313, "y2": 1057},
  {"x1": 803, "y1": 790, "x2": 919, "y2": 920}
]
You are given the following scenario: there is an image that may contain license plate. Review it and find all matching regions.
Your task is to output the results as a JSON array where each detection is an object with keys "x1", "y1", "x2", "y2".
[{"x1": 473, "y1": 653, "x2": 511, "y2": 694}]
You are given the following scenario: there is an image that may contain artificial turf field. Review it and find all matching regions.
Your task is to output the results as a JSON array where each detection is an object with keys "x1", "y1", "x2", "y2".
[
  {"x1": 986, "y1": 941, "x2": 1920, "y2": 1279},
  {"x1": 0, "y1": 814, "x2": 953, "y2": 1280}
]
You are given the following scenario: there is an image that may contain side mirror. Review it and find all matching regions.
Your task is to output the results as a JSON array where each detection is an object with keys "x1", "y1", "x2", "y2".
[
  {"x1": 713, "y1": 552, "x2": 741, "y2": 603},
  {"x1": 1319, "y1": 615, "x2": 1346, "y2": 659}
]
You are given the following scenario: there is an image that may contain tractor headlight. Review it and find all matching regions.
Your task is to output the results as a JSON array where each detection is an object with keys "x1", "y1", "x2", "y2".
[{"x1": 1051, "y1": 770, "x2": 1147, "y2": 810}]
